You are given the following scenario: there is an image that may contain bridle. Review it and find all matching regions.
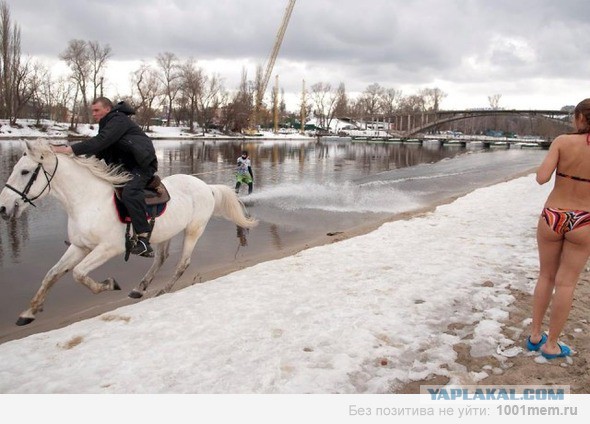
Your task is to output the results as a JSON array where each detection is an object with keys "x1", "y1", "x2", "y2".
[{"x1": 4, "y1": 153, "x2": 59, "y2": 208}]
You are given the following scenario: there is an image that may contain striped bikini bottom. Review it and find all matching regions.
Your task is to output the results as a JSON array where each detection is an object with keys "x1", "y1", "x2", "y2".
[{"x1": 542, "y1": 207, "x2": 590, "y2": 235}]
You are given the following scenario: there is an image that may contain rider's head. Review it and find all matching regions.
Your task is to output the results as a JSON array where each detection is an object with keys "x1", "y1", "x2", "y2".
[
  {"x1": 91, "y1": 97, "x2": 113, "y2": 123},
  {"x1": 241, "y1": 150, "x2": 248, "y2": 158}
]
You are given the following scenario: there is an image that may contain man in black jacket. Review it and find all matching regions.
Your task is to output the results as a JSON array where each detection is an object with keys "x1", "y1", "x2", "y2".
[{"x1": 52, "y1": 97, "x2": 157, "y2": 257}]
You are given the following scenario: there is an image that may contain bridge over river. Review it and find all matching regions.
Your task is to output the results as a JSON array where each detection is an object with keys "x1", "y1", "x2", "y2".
[
  {"x1": 343, "y1": 132, "x2": 550, "y2": 149},
  {"x1": 340, "y1": 108, "x2": 570, "y2": 148},
  {"x1": 345, "y1": 108, "x2": 570, "y2": 139}
]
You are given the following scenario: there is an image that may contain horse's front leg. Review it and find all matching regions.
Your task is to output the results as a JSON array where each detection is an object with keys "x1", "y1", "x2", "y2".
[
  {"x1": 17, "y1": 244, "x2": 89, "y2": 326},
  {"x1": 71, "y1": 244, "x2": 123, "y2": 294}
]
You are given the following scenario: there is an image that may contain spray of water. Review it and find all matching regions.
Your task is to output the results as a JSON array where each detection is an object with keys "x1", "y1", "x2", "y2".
[{"x1": 243, "y1": 181, "x2": 422, "y2": 214}]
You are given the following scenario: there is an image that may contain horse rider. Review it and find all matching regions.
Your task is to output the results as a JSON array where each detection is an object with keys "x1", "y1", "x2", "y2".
[{"x1": 51, "y1": 97, "x2": 158, "y2": 257}]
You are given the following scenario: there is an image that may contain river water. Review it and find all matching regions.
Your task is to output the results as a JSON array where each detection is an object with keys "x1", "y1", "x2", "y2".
[{"x1": 0, "y1": 138, "x2": 546, "y2": 342}]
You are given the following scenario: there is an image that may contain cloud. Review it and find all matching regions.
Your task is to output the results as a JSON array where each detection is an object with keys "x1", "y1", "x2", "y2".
[{"x1": 7, "y1": 0, "x2": 590, "y2": 109}]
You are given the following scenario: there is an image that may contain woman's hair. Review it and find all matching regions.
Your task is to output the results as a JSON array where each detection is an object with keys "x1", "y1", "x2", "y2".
[{"x1": 574, "y1": 98, "x2": 590, "y2": 133}]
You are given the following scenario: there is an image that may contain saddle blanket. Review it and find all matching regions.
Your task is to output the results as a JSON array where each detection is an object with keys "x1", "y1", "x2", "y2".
[{"x1": 113, "y1": 195, "x2": 167, "y2": 224}]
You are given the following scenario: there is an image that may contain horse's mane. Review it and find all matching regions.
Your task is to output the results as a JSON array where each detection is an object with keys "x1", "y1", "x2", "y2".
[
  {"x1": 70, "y1": 155, "x2": 132, "y2": 187},
  {"x1": 30, "y1": 141, "x2": 131, "y2": 187}
]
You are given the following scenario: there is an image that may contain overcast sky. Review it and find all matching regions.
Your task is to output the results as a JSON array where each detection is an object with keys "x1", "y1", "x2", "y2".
[{"x1": 7, "y1": 0, "x2": 590, "y2": 111}]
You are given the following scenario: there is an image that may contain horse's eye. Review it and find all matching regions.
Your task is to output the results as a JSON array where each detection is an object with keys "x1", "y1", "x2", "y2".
[{"x1": 21, "y1": 170, "x2": 30, "y2": 176}]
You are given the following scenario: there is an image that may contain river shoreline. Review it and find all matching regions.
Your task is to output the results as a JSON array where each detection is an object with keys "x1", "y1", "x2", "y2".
[
  {"x1": 0, "y1": 201, "x2": 439, "y2": 344},
  {"x1": 0, "y1": 166, "x2": 535, "y2": 345}
]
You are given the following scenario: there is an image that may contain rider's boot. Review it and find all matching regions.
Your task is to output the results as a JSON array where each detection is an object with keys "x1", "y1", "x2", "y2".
[{"x1": 131, "y1": 234, "x2": 153, "y2": 257}]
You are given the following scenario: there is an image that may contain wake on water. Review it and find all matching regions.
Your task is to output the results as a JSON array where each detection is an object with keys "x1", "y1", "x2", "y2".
[
  {"x1": 240, "y1": 149, "x2": 544, "y2": 217},
  {"x1": 241, "y1": 181, "x2": 422, "y2": 214}
]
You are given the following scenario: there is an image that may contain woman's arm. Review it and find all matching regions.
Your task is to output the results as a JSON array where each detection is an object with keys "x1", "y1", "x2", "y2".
[{"x1": 536, "y1": 137, "x2": 561, "y2": 184}]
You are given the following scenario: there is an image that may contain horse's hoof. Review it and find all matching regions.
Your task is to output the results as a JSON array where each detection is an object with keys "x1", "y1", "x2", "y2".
[
  {"x1": 128, "y1": 290, "x2": 143, "y2": 299},
  {"x1": 102, "y1": 278, "x2": 121, "y2": 291},
  {"x1": 112, "y1": 278, "x2": 121, "y2": 291},
  {"x1": 16, "y1": 316, "x2": 35, "y2": 326},
  {"x1": 155, "y1": 289, "x2": 166, "y2": 297}
]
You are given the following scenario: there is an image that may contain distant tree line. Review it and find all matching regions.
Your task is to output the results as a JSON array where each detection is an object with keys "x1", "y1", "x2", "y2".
[{"x1": 0, "y1": 1, "x2": 573, "y2": 138}]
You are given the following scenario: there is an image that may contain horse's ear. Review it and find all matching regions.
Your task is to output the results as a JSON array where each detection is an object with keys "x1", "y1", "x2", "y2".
[
  {"x1": 22, "y1": 139, "x2": 45, "y2": 161},
  {"x1": 23, "y1": 140, "x2": 34, "y2": 156}
]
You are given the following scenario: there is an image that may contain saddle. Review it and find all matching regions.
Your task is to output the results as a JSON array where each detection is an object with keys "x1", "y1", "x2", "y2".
[
  {"x1": 115, "y1": 175, "x2": 170, "y2": 206},
  {"x1": 113, "y1": 175, "x2": 171, "y2": 224}
]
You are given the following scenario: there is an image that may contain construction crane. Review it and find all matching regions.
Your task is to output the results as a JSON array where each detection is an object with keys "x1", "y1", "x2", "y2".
[{"x1": 248, "y1": 0, "x2": 296, "y2": 134}]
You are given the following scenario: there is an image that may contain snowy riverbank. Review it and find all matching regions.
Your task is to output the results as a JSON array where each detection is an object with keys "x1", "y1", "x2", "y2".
[
  {"x1": 3, "y1": 173, "x2": 588, "y2": 394},
  {"x1": 0, "y1": 119, "x2": 311, "y2": 140}
]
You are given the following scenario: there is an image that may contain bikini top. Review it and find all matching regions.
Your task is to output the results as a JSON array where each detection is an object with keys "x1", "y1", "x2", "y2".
[
  {"x1": 556, "y1": 133, "x2": 590, "y2": 183},
  {"x1": 556, "y1": 172, "x2": 590, "y2": 183}
]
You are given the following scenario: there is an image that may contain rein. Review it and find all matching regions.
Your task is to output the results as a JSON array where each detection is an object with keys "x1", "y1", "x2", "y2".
[{"x1": 4, "y1": 154, "x2": 59, "y2": 207}]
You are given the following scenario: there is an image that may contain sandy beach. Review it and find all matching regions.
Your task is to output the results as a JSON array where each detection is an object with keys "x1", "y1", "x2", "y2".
[
  {"x1": 286, "y1": 215, "x2": 590, "y2": 394},
  {"x1": 397, "y1": 270, "x2": 590, "y2": 394}
]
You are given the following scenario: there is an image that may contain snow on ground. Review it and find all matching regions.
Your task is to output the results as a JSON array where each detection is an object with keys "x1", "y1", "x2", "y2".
[
  {"x1": 0, "y1": 119, "x2": 312, "y2": 140},
  {"x1": 0, "y1": 174, "x2": 551, "y2": 394}
]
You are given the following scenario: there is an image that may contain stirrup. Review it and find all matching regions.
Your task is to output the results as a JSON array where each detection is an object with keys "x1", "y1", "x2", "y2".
[{"x1": 130, "y1": 238, "x2": 153, "y2": 257}]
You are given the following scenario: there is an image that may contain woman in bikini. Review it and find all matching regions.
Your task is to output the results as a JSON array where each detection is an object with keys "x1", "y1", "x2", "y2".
[{"x1": 528, "y1": 98, "x2": 590, "y2": 359}]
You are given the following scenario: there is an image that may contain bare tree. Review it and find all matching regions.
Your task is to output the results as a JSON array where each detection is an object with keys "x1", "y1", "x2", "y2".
[
  {"x1": 131, "y1": 62, "x2": 162, "y2": 131},
  {"x1": 223, "y1": 67, "x2": 253, "y2": 133},
  {"x1": 310, "y1": 82, "x2": 329, "y2": 129},
  {"x1": 420, "y1": 87, "x2": 447, "y2": 111},
  {"x1": 399, "y1": 94, "x2": 425, "y2": 113},
  {"x1": 0, "y1": 1, "x2": 12, "y2": 117},
  {"x1": 333, "y1": 83, "x2": 349, "y2": 119},
  {"x1": 53, "y1": 76, "x2": 75, "y2": 122},
  {"x1": 69, "y1": 85, "x2": 80, "y2": 130},
  {"x1": 216, "y1": 87, "x2": 232, "y2": 132},
  {"x1": 156, "y1": 51, "x2": 180, "y2": 126},
  {"x1": 488, "y1": 94, "x2": 502, "y2": 109},
  {"x1": 359, "y1": 83, "x2": 384, "y2": 119},
  {"x1": 279, "y1": 87, "x2": 286, "y2": 117},
  {"x1": 88, "y1": 40, "x2": 112, "y2": 100},
  {"x1": 380, "y1": 87, "x2": 402, "y2": 115},
  {"x1": 35, "y1": 68, "x2": 54, "y2": 123},
  {"x1": 349, "y1": 83, "x2": 383, "y2": 126},
  {"x1": 251, "y1": 64, "x2": 265, "y2": 129},
  {"x1": 197, "y1": 73, "x2": 222, "y2": 134},
  {"x1": 172, "y1": 93, "x2": 189, "y2": 126},
  {"x1": 0, "y1": 1, "x2": 21, "y2": 120},
  {"x1": 178, "y1": 58, "x2": 204, "y2": 132},
  {"x1": 13, "y1": 59, "x2": 46, "y2": 124},
  {"x1": 60, "y1": 39, "x2": 91, "y2": 122},
  {"x1": 37, "y1": 69, "x2": 67, "y2": 123},
  {"x1": 310, "y1": 82, "x2": 339, "y2": 131},
  {"x1": 271, "y1": 78, "x2": 279, "y2": 132}
]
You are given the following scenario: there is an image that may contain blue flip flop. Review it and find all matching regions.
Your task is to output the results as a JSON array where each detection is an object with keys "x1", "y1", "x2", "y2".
[
  {"x1": 526, "y1": 333, "x2": 547, "y2": 351},
  {"x1": 541, "y1": 343, "x2": 571, "y2": 360}
]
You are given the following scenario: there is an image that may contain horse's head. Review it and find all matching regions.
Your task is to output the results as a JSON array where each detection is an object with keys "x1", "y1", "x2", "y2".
[
  {"x1": 0, "y1": 140, "x2": 58, "y2": 220},
  {"x1": 23, "y1": 139, "x2": 55, "y2": 162}
]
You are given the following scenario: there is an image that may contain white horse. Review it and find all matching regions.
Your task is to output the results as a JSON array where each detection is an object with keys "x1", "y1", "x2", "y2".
[{"x1": 0, "y1": 139, "x2": 257, "y2": 326}]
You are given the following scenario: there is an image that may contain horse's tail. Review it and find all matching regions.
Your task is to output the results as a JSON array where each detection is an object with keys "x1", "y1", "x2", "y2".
[{"x1": 209, "y1": 185, "x2": 258, "y2": 229}]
